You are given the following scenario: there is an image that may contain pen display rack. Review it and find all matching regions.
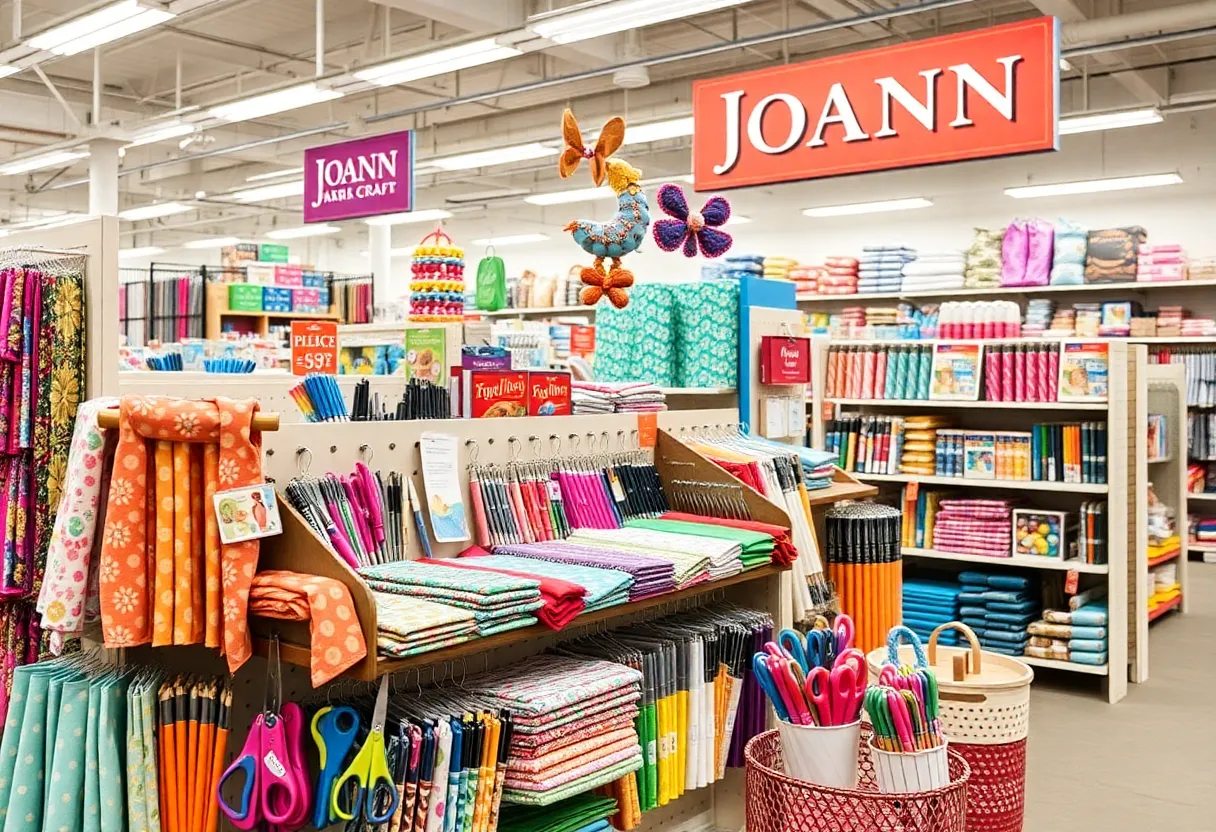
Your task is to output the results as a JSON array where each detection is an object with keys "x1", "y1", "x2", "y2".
[{"x1": 808, "y1": 339, "x2": 1144, "y2": 703}]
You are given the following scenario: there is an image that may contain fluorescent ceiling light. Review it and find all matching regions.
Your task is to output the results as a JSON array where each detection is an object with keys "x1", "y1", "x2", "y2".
[
  {"x1": 803, "y1": 197, "x2": 933, "y2": 217},
  {"x1": 208, "y1": 82, "x2": 343, "y2": 124},
  {"x1": 245, "y1": 167, "x2": 304, "y2": 182},
  {"x1": 1059, "y1": 107, "x2": 1163, "y2": 135},
  {"x1": 224, "y1": 180, "x2": 304, "y2": 202},
  {"x1": 1005, "y1": 172, "x2": 1182, "y2": 199},
  {"x1": 529, "y1": 0, "x2": 752, "y2": 45},
  {"x1": 119, "y1": 246, "x2": 166, "y2": 260},
  {"x1": 623, "y1": 117, "x2": 694, "y2": 145},
  {"x1": 265, "y1": 224, "x2": 341, "y2": 240},
  {"x1": 355, "y1": 38, "x2": 522, "y2": 87},
  {"x1": 470, "y1": 233, "x2": 550, "y2": 247},
  {"x1": 27, "y1": 1, "x2": 174, "y2": 57},
  {"x1": 525, "y1": 186, "x2": 612, "y2": 206},
  {"x1": 365, "y1": 208, "x2": 453, "y2": 226},
  {"x1": 127, "y1": 121, "x2": 196, "y2": 148},
  {"x1": 429, "y1": 142, "x2": 555, "y2": 171},
  {"x1": 183, "y1": 236, "x2": 242, "y2": 249},
  {"x1": 0, "y1": 149, "x2": 89, "y2": 176},
  {"x1": 118, "y1": 202, "x2": 192, "y2": 221}
]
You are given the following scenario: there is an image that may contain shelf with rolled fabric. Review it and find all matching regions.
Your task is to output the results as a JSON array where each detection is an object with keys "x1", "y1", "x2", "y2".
[
  {"x1": 1147, "y1": 594, "x2": 1182, "y2": 622},
  {"x1": 854, "y1": 472, "x2": 1109, "y2": 494},
  {"x1": 796, "y1": 276, "x2": 1216, "y2": 304},
  {"x1": 1021, "y1": 655, "x2": 1109, "y2": 676},
  {"x1": 903, "y1": 546, "x2": 1109, "y2": 574},
  {"x1": 826, "y1": 397, "x2": 1107, "y2": 411}
]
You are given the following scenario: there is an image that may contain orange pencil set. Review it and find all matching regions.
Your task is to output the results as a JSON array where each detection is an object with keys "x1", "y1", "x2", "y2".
[
  {"x1": 824, "y1": 503, "x2": 903, "y2": 654},
  {"x1": 157, "y1": 675, "x2": 233, "y2": 832}
]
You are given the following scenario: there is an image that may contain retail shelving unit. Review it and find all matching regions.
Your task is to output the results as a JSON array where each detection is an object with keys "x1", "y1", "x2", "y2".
[
  {"x1": 1146, "y1": 364, "x2": 1188, "y2": 632},
  {"x1": 808, "y1": 338, "x2": 1145, "y2": 702},
  {"x1": 796, "y1": 276, "x2": 1216, "y2": 305},
  {"x1": 204, "y1": 280, "x2": 339, "y2": 339}
]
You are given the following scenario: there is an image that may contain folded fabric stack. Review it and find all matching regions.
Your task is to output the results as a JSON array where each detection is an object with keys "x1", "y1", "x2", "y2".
[
  {"x1": 1192, "y1": 516, "x2": 1216, "y2": 544},
  {"x1": 901, "y1": 250, "x2": 965, "y2": 292},
  {"x1": 1074, "y1": 303, "x2": 1102, "y2": 337},
  {"x1": 721, "y1": 253, "x2": 765, "y2": 280},
  {"x1": 965, "y1": 228, "x2": 1004, "y2": 288},
  {"x1": 566, "y1": 527, "x2": 712, "y2": 589},
  {"x1": 498, "y1": 793, "x2": 620, "y2": 832},
  {"x1": 1026, "y1": 604, "x2": 1107, "y2": 665},
  {"x1": 764, "y1": 256, "x2": 798, "y2": 280},
  {"x1": 1181, "y1": 317, "x2": 1216, "y2": 337},
  {"x1": 796, "y1": 447, "x2": 838, "y2": 490},
  {"x1": 625, "y1": 517, "x2": 764, "y2": 574},
  {"x1": 958, "y1": 571, "x2": 1039, "y2": 656},
  {"x1": 902, "y1": 579, "x2": 962, "y2": 645},
  {"x1": 1148, "y1": 562, "x2": 1180, "y2": 615},
  {"x1": 490, "y1": 542, "x2": 677, "y2": 600},
  {"x1": 791, "y1": 264, "x2": 825, "y2": 297},
  {"x1": 359, "y1": 559, "x2": 544, "y2": 639},
  {"x1": 837, "y1": 307, "x2": 866, "y2": 335},
  {"x1": 931, "y1": 499, "x2": 1016, "y2": 559},
  {"x1": 1047, "y1": 307, "x2": 1076, "y2": 335},
  {"x1": 820, "y1": 256, "x2": 860, "y2": 295},
  {"x1": 1191, "y1": 256, "x2": 1216, "y2": 280},
  {"x1": 370, "y1": 592, "x2": 478, "y2": 657},
  {"x1": 1023, "y1": 298, "x2": 1054, "y2": 336},
  {"x1": 864, "y1": 306, "x2": 900, "y2": 327},
  {"x1": 429, "y1": 550, "x2": 634, "y2": 628},
  {"x1": 858, "y1": 246, "x2": 916, "y2": 293},
  {"x1": 901, "y1": 415, "x2": 951, "y2": 476},
  {"x1": 1157, "y1": 306, "x2": 1184, "y2": 332},
  {"x1": 659, "y1": 511, "x2": 793, "y2": 566},
  {"x1": 473, "y1": 656, "x2": 644, "y2": 806},
  {"x1": 572, "y1": 381, "x2": 667, "y2": 414}
]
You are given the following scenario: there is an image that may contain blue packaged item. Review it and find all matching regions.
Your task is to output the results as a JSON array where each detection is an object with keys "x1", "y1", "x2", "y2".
[
  {"x1": 263, "y1": 286, "x2": 293, "y2": 312},
  {"x1": 1068, "y1": 638, "x2": 1107, "y2": 652},
  {"x1": 302, "y1": 270, "x2": 327, "y2": 288},
  {"x1": 1069, "y1": 650, "x2": 1108, "y2": 665}
]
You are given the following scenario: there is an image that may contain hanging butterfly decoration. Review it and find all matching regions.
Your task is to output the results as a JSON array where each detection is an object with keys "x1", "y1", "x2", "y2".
[
  {"x1": 651, "y1": 184, "x2": 733, "y2": 259},
  {"x1": 558, "y1": 109, "x2": 649, "y2": 309}
]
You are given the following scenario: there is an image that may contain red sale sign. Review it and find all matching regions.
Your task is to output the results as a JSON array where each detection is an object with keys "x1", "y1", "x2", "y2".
[{"x1": 291, "y1": 321, "x2": 338, "y2": 375}]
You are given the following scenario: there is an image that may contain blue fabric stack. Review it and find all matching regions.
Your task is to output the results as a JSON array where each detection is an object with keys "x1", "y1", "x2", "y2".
[
  {"x1": 721, "y1": 253, "x2": 765, "y2": 280},
  {"x1": 858, "y1": 246, "x2": 917, "y2": 293},
  {"x1": 957, "y1": 571, "x2": 1039, "y2": 656},
  {"x1": 902, "y1": 579, "x2": 962, "y2": 645}
]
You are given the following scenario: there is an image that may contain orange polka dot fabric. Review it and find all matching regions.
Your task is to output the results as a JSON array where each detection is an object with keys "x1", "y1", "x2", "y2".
[
  {"x1": 98, "y1": 395, "x2": 264, "y2": 673},
  {"x1": 248, "y1": 570, "x2": 367, "y2": 686}
]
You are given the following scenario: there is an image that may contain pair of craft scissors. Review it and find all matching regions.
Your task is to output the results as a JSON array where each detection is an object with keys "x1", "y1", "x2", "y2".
[
  {"x1": 218, "y1": 637, "x2": 311, "y2": 830},
  {"x1": 804, "y1": 661, "x2": 864, "y2": 726},
  {"x1": 332, "y1": 675, "x2": 400, "y2": 823},
  {"x1": 832, "y1": 613, "x2": 856, "y2": 653},
  {"x1": 310, "y1": 704, "x2": 361, "y2": 829}
]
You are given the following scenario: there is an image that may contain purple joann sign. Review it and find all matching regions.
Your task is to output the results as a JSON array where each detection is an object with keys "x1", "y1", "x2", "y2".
[{"x1": 303, "y1": 130, "x2": 415, "y2": 223}]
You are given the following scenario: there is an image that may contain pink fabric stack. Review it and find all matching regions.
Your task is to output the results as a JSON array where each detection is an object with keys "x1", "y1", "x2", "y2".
[
  {"x1": 792, "y1": 265, "x2": 826, "y2": 298},
  {"x1": 1138, "y1": 243, "x2": 1188, "y2": 282},
  {"x1": 931, "y1": 498, "x2": 1016, "y2": 558},
  {"x1": 818, "y1": 257, "x2": 860, "y2": 295}
]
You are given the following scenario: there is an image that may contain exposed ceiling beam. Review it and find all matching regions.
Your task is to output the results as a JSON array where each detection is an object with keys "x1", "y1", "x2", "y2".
[{"x1": 1035, "y1": 0, "x2": 1165, "y2": 104}]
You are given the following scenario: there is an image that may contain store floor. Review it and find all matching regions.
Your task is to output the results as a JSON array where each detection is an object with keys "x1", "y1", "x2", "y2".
[{"x1": 1024, "y1": 563, "x2": 1215, "y2": 831}]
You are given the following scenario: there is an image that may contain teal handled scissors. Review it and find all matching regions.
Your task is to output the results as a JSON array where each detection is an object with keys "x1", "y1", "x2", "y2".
[{"x1": 331, "y1": 676, "x2": 400, "y2": 824}]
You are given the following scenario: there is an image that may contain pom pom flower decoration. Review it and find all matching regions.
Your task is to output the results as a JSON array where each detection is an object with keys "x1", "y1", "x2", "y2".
[
  {"x1": 558, "y1": 109, "x2": 649, "y2": 309},
  {"x1": 651, "y1": 184, "x2": 733, "y2": 258}
]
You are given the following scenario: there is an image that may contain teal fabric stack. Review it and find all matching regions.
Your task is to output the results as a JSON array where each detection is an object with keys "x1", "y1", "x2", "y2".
[{"x1": 594, "y1": 281, "x2": 739, "y2": 389}]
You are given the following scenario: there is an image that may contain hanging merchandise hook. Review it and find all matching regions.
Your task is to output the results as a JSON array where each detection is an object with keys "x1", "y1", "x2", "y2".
[
  {"x1": 466, "y1": 438, "x2": 480, "y2": 466},
  {"x1": 508, "y1": 435, "x2": 522, "y2": 463},
  {"x1": 358, "y1": 444, "x2": 373, "y2": 465},
  {"x1": 296, "y1": 446, "x2": 313, "y2": 477}
]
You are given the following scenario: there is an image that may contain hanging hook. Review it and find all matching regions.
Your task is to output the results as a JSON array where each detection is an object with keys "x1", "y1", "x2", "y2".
[
  {"x1": 508, "y1": 435, "x2": 522, "y2": 463},
  {"x1": 550, "y1": 434, "x2": 562, "y2": 456},
  {"x1": 465, "y1": 438, "x2": 480, "y2": 466},
  {"x1": 358, "y1": 444, "x2": 373, "y2": 465},
  {"x1": 568, "y1": 433, "x2": 581, "y2": 455},
  {"x1": 295, "y1": 446, "x2": 312, "y2": 476}
]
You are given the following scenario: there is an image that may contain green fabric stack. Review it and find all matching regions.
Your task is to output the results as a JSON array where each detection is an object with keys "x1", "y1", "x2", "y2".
[
  {"x1": 625, "y1": 517, "x2": 774, "y2": 570},
  {"x1": 498, "y1": 793, "x2": 618, "y2": 832}
]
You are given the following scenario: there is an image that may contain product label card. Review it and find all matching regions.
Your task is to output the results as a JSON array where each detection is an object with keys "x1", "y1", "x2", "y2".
[
  {"x1": 1058, "y1": 342, "x2": 1109, "y2": 401},
  {"x1": 405, "y1": 327, "x2": 447, "y2": 385},
  {"x1": 213, "y1": 484, "x2": 282, "y2": 544},
  {"x1": 930, "y1": 342, "x2": 983, "y2": 401},
  {"x1": 419, "y1": 432, "x2": 471, "y2": 542}
]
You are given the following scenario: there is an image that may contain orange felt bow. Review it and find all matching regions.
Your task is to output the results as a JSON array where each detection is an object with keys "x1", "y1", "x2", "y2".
[
  {"x1": 580, "y1": 257, "x2": 634, "y2": 309},
  {"x1": 559, "y1": 109, "x2": 625, "y2": 187}
]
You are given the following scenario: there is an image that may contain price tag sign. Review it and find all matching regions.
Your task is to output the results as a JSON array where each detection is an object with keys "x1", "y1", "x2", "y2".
[
  {"x1": 637, "y1": 413, "x2": 658, "y2": 449},
  {"x1": 291, "y1": 320, "x2": 337, "y2": 376},
  {"x1": 1065, "y1": 569, "x2": 1079, "y2": 595}
]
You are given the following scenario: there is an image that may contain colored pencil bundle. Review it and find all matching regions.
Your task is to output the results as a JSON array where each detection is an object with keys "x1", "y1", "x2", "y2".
[
  {"x1": 824, "y1": 503, "x2": 902, "y2": 654},
  {"x1": 156, "y1": 674, "x2": 233, "y2": 832},
  {"x1": 866, "y1": 673, "x2": 944, "y2": 753}
]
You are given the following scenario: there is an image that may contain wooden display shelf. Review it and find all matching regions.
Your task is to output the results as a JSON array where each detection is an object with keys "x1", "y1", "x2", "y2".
[
  {"x1": 205, "y1": 281, "x2": 339, "y2": 339},
  {"x1": 1021, "y1": 655, "x2": 1109, "y2": 676},
  {"x1": 1147, "y1": 548, "x2": 1181, "y2": 568},
  {"x1": 797, "y1": 277, "x2": 1216, "y2": 304},
  {"x1": 1148, "y1": 595, "x2": 1182, "y2": 622},
  {"x1": 1186, "y1": 492, "x2": 1216, "y2": 501},
  {"x1": 827, "y1": 398, "x2": 1107, "y2": 411},
  {"x1": 855, "y1": 472, "x2": 1109, "y2": 494},
  {"x1": 903, "y1": 547, "x2": 1108, "y2": 574}
]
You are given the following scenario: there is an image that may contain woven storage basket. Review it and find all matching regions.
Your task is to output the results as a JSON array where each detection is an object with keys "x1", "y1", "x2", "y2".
[{"x1": 866, "y1": 623, "x2": 1034, "y2": 745}]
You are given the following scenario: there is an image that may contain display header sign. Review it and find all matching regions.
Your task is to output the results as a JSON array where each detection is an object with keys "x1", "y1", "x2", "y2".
[
  {"x1": 291, "y1": 320, "x2": 338, "y2": 375},
  {"x1": 693, "y1": 17, "x2": 1059, "y2": 190},
  {"x1": 304, "y1": 130, "x2": 415, "y2": 223}
]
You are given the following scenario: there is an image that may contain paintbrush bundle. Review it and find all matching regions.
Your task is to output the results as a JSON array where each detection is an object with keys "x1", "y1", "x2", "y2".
[
  {"x1": 155, "y1": 674, "x2": 234, "y2": 832},
  {"x1": 824, "y1": 502, "x2": 903, "y2": 654},
  {"x1": 283, "y1": 461, "x2": 406, "y2": 568},
  {"x1": 468, "y1": 656, "x2": 645, "y2": 807}
]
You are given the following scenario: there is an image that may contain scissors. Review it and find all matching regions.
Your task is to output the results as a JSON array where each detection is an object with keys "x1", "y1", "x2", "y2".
[
  {"x1": 218, "y1": 637, "x2": 311, "y2": 830},
  {"x1": 332, "y1": 676, "x2": 400, "y2": 824},
  {"x1": 832, "y1": 613, "x2": 855, "y2": 653},
  {"x1": 310, "y1": 705, "x2": 361, "y2": 829},
  {"x1": 804, "y1": 663, "x2": 863, "y2": 726},
  {"x1": 805, "y1": 629, "x2": 836, "y2": 670},
  {"x1": 753, "y1": 653, "x2": 791, "y2": 723},
  {"x1": 776, "y1": 629, "x2": 811, "y2": 673}
]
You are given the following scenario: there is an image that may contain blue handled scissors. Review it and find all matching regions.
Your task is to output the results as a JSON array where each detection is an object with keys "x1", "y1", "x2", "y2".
[
  {"x1": 805, "y1": 628, "x2": 837, "y2": 670},
  {"x1": 776, "y1": 629, "x2": 811, "y2": 673},
  {"x1": 331, "y1": 676, "x2": 400, "y2": 824},
  {"x1": 310, "y1": 705, "x2": 361, "y2": 829},
  {"x1": 752, "y1": 653, "x2": 791, "y2": 722}
]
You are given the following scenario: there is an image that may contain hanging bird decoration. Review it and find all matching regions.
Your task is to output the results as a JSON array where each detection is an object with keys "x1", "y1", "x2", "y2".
[
  {"x1": 558, "y1": 109, "x2": 649, "y2": 309},
  {"x1": 651, "y1": 184, "x2": 734, "y2": 258}
]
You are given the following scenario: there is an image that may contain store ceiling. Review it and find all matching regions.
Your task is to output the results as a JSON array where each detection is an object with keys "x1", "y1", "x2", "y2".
[{"x1": 0, "y1": 0, "x2": 1214, "y2": 255}]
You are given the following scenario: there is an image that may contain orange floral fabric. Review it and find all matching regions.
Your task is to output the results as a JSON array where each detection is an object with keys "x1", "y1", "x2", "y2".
[
  {"x1": 249, "y1": 570, "x2": 367, "y2": 686},
  {"x1": 99, "y1": 395, "x2": 263, "y2": 672}
]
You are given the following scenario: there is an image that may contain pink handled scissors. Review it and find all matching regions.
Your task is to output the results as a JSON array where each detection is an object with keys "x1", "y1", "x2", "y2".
[
  {"x1": 805, "y1": 663, "x2": 863, "y2": 726},
  {"x1": 768, "y1": 655, "x2": 813, "y2": 725},
  {"x1": 833, "y1": 613, "x2": 856, "y2": 653}
]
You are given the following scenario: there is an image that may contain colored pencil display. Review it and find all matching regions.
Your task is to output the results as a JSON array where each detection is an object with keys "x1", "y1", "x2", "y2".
[{"x1": 824, "y1": 503, "x2": 902, "y2": 654}]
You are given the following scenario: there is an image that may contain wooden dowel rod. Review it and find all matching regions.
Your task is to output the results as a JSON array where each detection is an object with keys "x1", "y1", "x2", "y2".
[{"x1": 96, "y1": 409, "x2": 281, "y2": 431}]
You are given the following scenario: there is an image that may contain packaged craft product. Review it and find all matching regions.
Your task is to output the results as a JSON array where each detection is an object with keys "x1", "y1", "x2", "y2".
[
  {"x1": 1084, "y1": 226, "x2": 1146, "y2": 283},
  {"x1": 1051, "y1": 218, "x2": 1087, "y2": 285}
]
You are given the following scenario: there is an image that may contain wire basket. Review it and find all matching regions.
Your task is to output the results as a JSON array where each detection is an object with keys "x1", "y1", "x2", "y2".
[
  {"x1": 745, "y1": 727, "x2": 971, "y2": 832},
  {"x1": 951, "y1": 739, "x2": 1027, "y2": 832}
]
